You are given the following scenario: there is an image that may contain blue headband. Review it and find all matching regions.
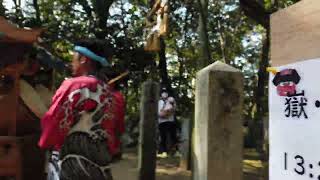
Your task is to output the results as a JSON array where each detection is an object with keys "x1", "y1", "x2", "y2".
[{"x1": 74, "y1": 46, "x2": 109, "y2": 67}]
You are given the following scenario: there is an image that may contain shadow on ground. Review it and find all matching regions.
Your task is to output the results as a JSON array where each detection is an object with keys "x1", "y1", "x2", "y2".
[{"x1": 112, "y1": 148, "x2": 265, "y2": 180}]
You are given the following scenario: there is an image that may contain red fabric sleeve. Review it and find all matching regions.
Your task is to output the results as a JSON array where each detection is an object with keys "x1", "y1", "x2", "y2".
[
  {"x1": 38, "y1": 79, "x2": 72, "y2": 150},
  {"x1": 116, "y1": 92, "x2": 125, "y2": 134}
]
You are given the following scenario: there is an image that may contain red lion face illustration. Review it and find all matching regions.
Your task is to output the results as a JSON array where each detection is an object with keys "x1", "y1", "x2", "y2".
[{"x1": 272, "y1": 69, "x2": 301, "y2": 96}]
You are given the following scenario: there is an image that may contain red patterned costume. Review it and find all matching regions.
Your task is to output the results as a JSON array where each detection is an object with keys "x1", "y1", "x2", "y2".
[
  {"x1": 102, "y1": 86, "x2": 125, "y2": 157},
  {"x1": 39, "y1": 75, "x2": 114, "y2": 180}
]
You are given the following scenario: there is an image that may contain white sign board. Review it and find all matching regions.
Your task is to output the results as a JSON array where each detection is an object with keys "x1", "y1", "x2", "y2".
[{"x1": 270, "y1": 59, "x2": 320, "y2": 180}]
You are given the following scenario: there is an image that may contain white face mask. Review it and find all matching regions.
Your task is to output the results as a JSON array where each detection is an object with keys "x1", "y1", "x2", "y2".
[{"x1": 161, "y1": 92, "x2": 168, "y2": 99}]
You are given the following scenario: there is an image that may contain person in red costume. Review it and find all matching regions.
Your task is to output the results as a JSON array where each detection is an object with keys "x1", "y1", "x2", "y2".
[
  {"x1": 102, "y1": 73, "x2": 126, "y2": 162},
  {"x1": 39, "y1": 39, "x2": 115, "y2": 180}
]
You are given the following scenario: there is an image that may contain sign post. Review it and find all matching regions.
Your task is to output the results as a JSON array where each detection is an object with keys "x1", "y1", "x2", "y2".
[
  {"x1": 269, "y1": 59, "x2": 320, "y2": 180},
  {"x1": 269, "y1": 0, "x2": 320, "y2": 180}
]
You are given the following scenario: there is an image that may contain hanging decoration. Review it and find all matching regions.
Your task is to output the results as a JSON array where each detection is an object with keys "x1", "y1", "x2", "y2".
[{"x1": 144, "y1": 0, "x2": 169, "y2": 52}]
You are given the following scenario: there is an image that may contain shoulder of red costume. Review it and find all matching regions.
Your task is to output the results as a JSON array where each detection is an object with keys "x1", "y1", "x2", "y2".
[
  {"x1": 60, "y1": 76, "x2": 104, "y2": 91},
  {"x1": 62, "y1": 76, "x2": 101, "y2": 86},
  {"x1": 113, "y1": 91, "x2": 125, "y2": 101},
  {"x1": 113, "y1": 90, "x2": 123, "y2": 96}
]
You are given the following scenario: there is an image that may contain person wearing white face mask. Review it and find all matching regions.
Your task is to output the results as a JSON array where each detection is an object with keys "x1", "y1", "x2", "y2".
[{"x1": 157, "y1": 89, "x2": 176, "y2": 158}]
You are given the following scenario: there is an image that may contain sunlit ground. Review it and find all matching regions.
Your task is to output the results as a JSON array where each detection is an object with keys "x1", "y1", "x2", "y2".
[{"x1": 112, "y1": 148, "x2": 265, "y2": 180}]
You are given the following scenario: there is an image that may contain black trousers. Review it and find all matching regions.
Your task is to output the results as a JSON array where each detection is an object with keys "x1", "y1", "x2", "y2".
[{"x1": 158, "y1": 121, "x2": 176, "y2": 153}]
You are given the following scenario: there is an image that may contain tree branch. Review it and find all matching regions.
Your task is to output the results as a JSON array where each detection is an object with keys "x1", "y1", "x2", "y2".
[{"x1": 76, "y1": 0, "x2": 93, "y2": 18}]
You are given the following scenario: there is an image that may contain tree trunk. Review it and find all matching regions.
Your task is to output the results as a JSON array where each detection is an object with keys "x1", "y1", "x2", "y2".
[
  {"x1": 13, "y1": 0, "x2": 23, "y2": 26},
  {"x1": 177, "y1": 51, "x2": 184, "y2": 91},
  {"x1": 253, "y1": 26, "x2": 270, "y2": 153},
  {"x1": 91, "y1": 0, "x2": 113, "y2": 38},
  {"x1": 158, "y1": 37, "x2": 172, "y2": 93},
  {"x1": 239, "y1": 0, "x2": 270, "y2": 29},
  {"x1": 33, "y1": 0, "x2": 41, "y2": 25},
  {"x1": 197, "y1": 0, "x2": 211, "y2": 69},
  {"x1": 217, "y1": 19, "x2": 227, "y2": 64}
]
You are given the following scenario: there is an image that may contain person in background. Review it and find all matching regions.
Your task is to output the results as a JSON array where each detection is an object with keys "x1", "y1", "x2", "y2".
[
  {"x1": 39, "y1": 39, "x2": 115, "y2": 180},
  {"x1": 157, "y1": 88, "x2": 177, "y2": 158}
]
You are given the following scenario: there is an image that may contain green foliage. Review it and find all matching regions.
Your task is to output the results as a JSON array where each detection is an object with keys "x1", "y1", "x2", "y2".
[
  {"x1": 264, "y1": 0, "x2": 301, "y2": 11},
  {"x1": 2, "y1": 0, "x2": 301, "y2": 142},
  {"x1": 0, "y1": 0, "x2": 6, "y2": 16}
]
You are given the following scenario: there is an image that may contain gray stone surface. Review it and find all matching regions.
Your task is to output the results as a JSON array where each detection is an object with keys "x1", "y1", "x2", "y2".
[
  {"x1": 193, "y1": 61, "x2": 243, "y2": 180},
  {"x1": 138, "y1": 80, "x2": 159, "y2": 180},
  {"x1": 180, "y1": 119, "x2": 191, "y2": 170}
]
